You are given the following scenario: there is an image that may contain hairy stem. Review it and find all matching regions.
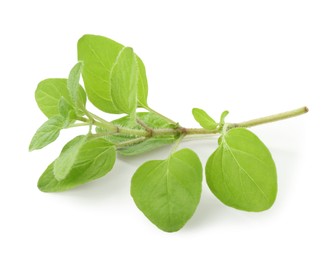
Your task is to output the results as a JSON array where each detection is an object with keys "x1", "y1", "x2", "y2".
[
  {"x1": 231, "y1": 106, "x2": 308, "y2": 129},
  {"x1": 78, "y1": 106, "x2": 308, "y2": 146}
]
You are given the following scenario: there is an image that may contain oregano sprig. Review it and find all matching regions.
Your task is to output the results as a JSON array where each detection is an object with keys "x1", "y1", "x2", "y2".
[{"x1": 30, "y1": 34, "x2": 308, "y2": 232}]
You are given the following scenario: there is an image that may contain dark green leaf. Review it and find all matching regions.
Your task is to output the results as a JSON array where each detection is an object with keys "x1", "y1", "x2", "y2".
[
  {"x1": 206, "y1": 128, "x2": 277, "y2": 212},
  {"x1": 29, "y1": 116, "x2": 65, "y2": 151},
  {"x1": 131, "y1": 149, "x2": 202, "y2": 232},
  {"x1": 38, "y1": 138, "x2": 116, "y2": 192},
  {"x1": 192, "y1": 108, "x2": 218, "y2": 130}
]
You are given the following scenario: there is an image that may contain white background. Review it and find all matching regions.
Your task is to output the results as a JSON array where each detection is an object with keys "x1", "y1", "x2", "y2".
[{"x1": 1, "y1": 0, "x2": 333, "y2": 259}]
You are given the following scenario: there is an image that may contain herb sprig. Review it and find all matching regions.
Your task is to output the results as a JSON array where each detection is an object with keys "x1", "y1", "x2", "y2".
[{"x1": 30, "y1": 34, "x2": 308, "y2": 232}]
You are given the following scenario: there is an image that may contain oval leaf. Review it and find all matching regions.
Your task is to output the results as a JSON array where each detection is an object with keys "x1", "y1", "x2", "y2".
[
  {"x1": 205, "y1": 128, "x2": 277, "y2": 212},
  {"x1": 192, "y1": 108, "x2": 218, "y2": 130},
  {"x1": 78, "y1": 34, "x2": 148, "y2": 114},
  {"x1": 35, "y1": 78, "x2": 86, "y2": 118},
  {"x1": 131, "y1": 148, "x2": 202, "y2": 232},
  {"x1": 38, "y1": 138, "x2": 116, "y2": 192},
  {"x1": 54, "y1": 135, "x2": 87, "y2": 181},
  {"x1": 29, "y1": 116, "x2": 65, "y2": 151}
]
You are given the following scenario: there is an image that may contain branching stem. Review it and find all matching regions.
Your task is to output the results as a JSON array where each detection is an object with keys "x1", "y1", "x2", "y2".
[{"x1": 77, "y1": 106, "x2": 308, "y2": 147}]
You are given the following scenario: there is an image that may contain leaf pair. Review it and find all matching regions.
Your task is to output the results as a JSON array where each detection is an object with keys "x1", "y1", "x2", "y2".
[
  {"x1": 35, "y1": 77, "x2": 86, "y2": 119},
  {"x1": 30, "y1": 63, "x2": 87, "y2": 151},
  {"x1": 78, "y1": 35, "x2": 148, "y2": 118},
  {"x1": 192, "y1": 108, "x2": 229, "y2": 130},
  {"x1": 38, "y1": 137, "x2": 116, "y2": 192}
]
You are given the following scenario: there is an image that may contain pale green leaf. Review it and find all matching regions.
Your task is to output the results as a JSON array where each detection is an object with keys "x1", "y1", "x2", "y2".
[
  {"x1": 58, "y1": 97, "x2": 76, "y2": 127},
  {"x1": 77, "y1": 34, "x2": 125, "y2": 113},
  {"x1": 35, "y1": 78, "x2": 86, "y2": 118},
  {"x1": 110, "y1": 47, "x2": 138, "y2": 116},
  {"x1": 58, "y1": 97, "x2": 73, "y2": 119},
  {"x1": 219, "y1": 110, "x2": 229, "y2": 125},
  {"x1": 53, "y1": 135, "x2": 87, "y2": 181},
  {"x1": 131, "y1": 149, "x2": 202, "y2": 232},
  {"x1": 38, "y1": 138, "x2": 116, "y2": 192},
  {"x1": 205, "y1": 128, "x2": 277, "y2": 212},
  {"x1": 192, "y1": 108, "x2": 218, "y2": 130},
  {"x1": 77, "y1": 34, "x2": 149, "y2": 113},
  {"x1": 136, "y1": 55, "x2": 148, "y2": 107},
  {"x1": 29, "y1": 116, "x2": 65, "y2": 151},
  {"x1": 67, "y1": 61, "x2": 86, "y2": 114}
]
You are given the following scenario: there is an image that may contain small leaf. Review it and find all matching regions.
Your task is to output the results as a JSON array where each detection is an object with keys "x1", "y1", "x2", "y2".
[
  {"x1": 38, "y1": 138, "x2": 116, "y2": 192},
  {"x1": 35, "y1": 78, "x2": 86, "y2": 118},
  {"x1": 53, "y1": 135, "x2": 87, "y2": 181},
  {"x1": 67, "y1": 61, "x2": 86, "y2": 115},
  {"x1": 136, "y1": 55, "x2": 148, "y2": 107},
  {"x1": 29, "y1": 116, "x2": 65, "y2": 151},
  {"x1": 58, "y1": 97, "x2": 76, "y2": 128},
  {"x1": 192, "y1": 108, "x2": 218, "y2": 130},
  {"x1": 110, "y1": 47, "x2": 138, "y2": 117},
  {"x1": 219, "y1": 110, "x2": 229, "y2": 125},
  {"x1": 131, "y1": 149, "x2": 202, "y2": 232},
  {"x1": 58, "y1": 97, "x2": 73, "y2": 119},
  {"x1": 205, "y1": 128, "x2": 277, "y2": 212}
]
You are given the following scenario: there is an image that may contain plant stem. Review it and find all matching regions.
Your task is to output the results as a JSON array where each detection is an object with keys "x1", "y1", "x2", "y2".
[
  {"x1": 115, "y1": 137, "x2": 148, "y2": 148},
  {"x1": 231, "y1": 106, "x2": 309, "y2": 129},
  {"x1": 78, "y1": 106, "x2": 308, "y2": 146}
]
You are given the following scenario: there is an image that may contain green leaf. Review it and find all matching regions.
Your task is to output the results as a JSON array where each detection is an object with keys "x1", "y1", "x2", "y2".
[
  {"x1": 136, "y1": 55, "x2": 148, "y2": 107},
  {"x1": 77, "y1": 34, "x2": 149, "y2": 114},
  {"x1": 131, "y1": 149, "x2": 202, "y2": 232},
  {"x1": 38, "y1": 138, "x2": 116, "y2": 192},
  {"x1": 58, "y1": 97, "x2": 76, "y2": 127},
  {"x1": 58, "y1": 97, "x2": 73, "y2": 119},
  {"x1": 110, "y1": 47, "x2": 138, "y2": 116},
  {"x1": 205, "y1": 128, "x2": 277, "y2": 212},
  {"x1": 219, "y1": 110, "x2": 229, "y2": 125},
  {"x1": 67, "y1": 61, "x2": 86, "y2": 114},
  {"x1": 96, "y1": 112, "x2": 176, "y2": 155},
  {"x1": 54, "y1": 135, "x2": 87, "y2": 181},
  {"x1": 29, "y1": 116, "x2": 65, "y2": 151},
  {"x1": 35, "y1": 78, "x2": 86, "y2": 118},
  {"x1": 77, "y1": 35, "x2": 125, "y2": 113},
  {"x1": 192, "y1": 108, "x2": 218, "y2": 130}
]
